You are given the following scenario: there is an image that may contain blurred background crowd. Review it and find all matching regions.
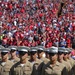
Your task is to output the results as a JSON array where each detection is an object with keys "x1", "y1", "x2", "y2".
[{"x1": 0, "y1": 0, "x2": 75, "y2": 48}]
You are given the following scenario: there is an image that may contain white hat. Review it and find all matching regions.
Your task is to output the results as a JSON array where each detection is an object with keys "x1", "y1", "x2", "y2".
[
  {"x1": 18, "y1": 46, "x2": 29, "y2": 52},
  {"x1": 30, "y1": 47, "x2": 37, "y2": 52},
  {"x1": 49, "y1": 46, "x2": 58, "y2": 53},
  {"x1": 8, "y1": 46, "x2": 17, "y2": 51},
  {"x1": 58, "y1": 47, "x2": 66, "y2": 53},
  {"x1": 0, "y1": 48, "x2": 10, "y2": 53},
  {"x1": 36, "y1": 46, "x2": 45, "y2": 51}
]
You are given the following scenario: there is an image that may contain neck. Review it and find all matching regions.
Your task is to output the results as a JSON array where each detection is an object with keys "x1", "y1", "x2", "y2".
[
  {"x1": 58, "y1": 59, "x2": 63, "y2": 63},
  {"x1": 68, "y1": 57, "x2": 70, "y2": 59},
  {"x1": 64, "y1": 58, "x2": 67, "y2": 61},
  {"x1": 31, "y1": 57, "x2": 37, "y2": 62},
  {"x1": 2, "y1": 58, "x2": 8, "y2": 62},
  {"x1": 38, "y1": 56, "x2": 42, "y2": 59},
  {"x1": 11, "y1": 55, "x2": 17, "y2": 59}
]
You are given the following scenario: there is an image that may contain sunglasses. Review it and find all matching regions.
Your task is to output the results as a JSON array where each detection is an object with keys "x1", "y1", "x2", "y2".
[
  {"x1": 64, "y1": 53, "x2": 68, "y2": 55},
  {"x1": 38, "y1": 50, "x2": 43, "y2": 53},
  {"x1": 19, "y1": 51, "x2": 27, "y2": 56},
  {"x1": 1, "y1": 52, "x2": 8, "y2": 55},
  {"x1": 58, "y1": 52, "x2": 63, "y2": 55},
  {"x1": 49, "y1": 53, "x2": 57, "y2": 56},
  {"x1": 45, "y1": 51, "x2": 49, "y2": 54},
  {"x1": 29, "y1": 51, "x2": 37, "y2": 55},
  {"x1": 10, "y1": 50, "x2": 16, "y2": 53}
]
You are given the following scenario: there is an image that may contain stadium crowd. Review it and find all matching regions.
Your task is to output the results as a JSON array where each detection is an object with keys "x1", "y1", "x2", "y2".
[{"x1": 0, "y1": 0, "x2": 75, "y2": 48}]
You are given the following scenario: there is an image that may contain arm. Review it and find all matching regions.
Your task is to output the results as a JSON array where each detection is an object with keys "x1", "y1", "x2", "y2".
[
  {"x1": 41, "y1": 65, "x2": 46, "y2": 75},
  {"x1": 62, "y1": 67, "x2": 68, "y2": 75}
]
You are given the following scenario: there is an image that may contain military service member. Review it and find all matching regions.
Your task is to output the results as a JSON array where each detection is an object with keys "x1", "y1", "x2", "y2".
[
  {"x1": 63, "y1": 48, "x2": 72, "y2": 75},
  {"x1": 45, "y1": 48, "x2": 50, "y2": 59},
  {"x1": 58, "y1": 47, "x2": 70, "y2": 74},
  {"x1": 41, "y1": 46, "x2": 68, "y2": 75},
  {"x1": 0, "y1": 48, "x2": 13, "y2": 75},
  {"x1": 66, "y1": 48, "x2": 75, "y2": 68},
  {"x1": 36, "y1": 46, "x2": 49, "y2": 64},
  {"x1": 9, "y1": 46, "x2": 20, "y2": 63},
  {"x1": 58, "y1": 47, "x2": 66, "y2": 63},
  {"x1": 12, "y1": 46, "x2": 33, "y2": 75},
  {"x1": 66, "y1": 48, "x2": 75, "y2": 75},
  {"x1": 29, "y1": 47, "x2": 44, "y2": 75}
]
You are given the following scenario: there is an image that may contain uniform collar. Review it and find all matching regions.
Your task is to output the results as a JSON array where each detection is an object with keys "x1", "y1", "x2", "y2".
[
  {"x1": 55, "y1": 61, "x2": 60, "y2": 66},
  {"x1": 49, "y1": 61, "x2": 60, "y2": 67},
  {"x1": 17, "y1": 60, "x2": 29, "y2": 67},
  {"x1": 1, "y1": 60, "x2": 11, "y2": 66}
]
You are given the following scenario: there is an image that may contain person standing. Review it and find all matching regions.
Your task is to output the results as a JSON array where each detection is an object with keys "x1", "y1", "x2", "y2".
[
  {"x1": 9, "y1": 46, "x2": 20, "y2": 64},
  {"x1": 41, "y1": 46, "x2": 68, "y2": 75},
  {"x1": 0, "y1": 48, "x2": 13, "y2": 75},
  {"x1": 36, "y1": 46, "x2": 50, "y2": 64},
  {"x1": 29, "y1": 47, "x2": 44, "y2": 75},
  {"x1": 58, "y1": 47, "x2": 70, "y2": 74},
  {"x1": 45, "y1": 48, "x2": 50, "y2": 59},
  {"x1": 66, "y1": 48, "x2": 75, "y2": 75},
  {"x1": 12, "y1": 46, "x2": 33, "y2": 75},
  {"x1": 63, "y1": 48, "x2": 72, "y2": 75}
]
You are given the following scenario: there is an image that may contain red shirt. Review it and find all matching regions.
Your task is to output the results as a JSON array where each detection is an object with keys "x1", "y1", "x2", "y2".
[
  {"x1": 45, "y1": 42, "x2": 52, "y2": 48},
  {"x1": 8, "y1": 4, "x2": 13, "y2": 10},
  {"x1": 20, "y1": 8, "x2": 25, "y2": 13},
  {"x1": 0, "y1": 11, "x2": 2, "y2": 16}
]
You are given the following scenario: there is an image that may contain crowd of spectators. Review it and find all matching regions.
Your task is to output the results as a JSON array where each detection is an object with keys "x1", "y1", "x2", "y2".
[{"x1": 0, "y1": 0, "x2": 75, "y2": 48}]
